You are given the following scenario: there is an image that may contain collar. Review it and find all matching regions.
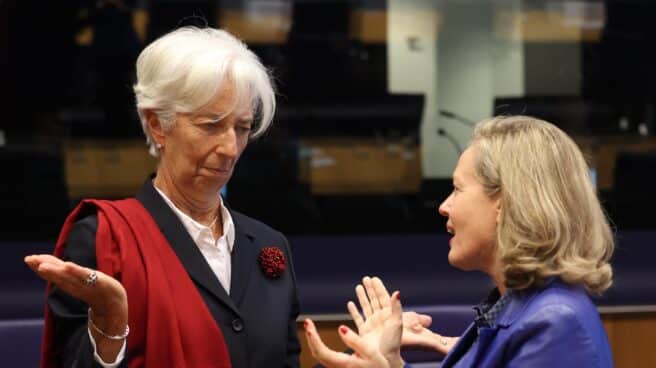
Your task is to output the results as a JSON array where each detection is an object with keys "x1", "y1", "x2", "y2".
[
  {"x1": 153, "y1": 184, "x2": 235, "y2": 252},
  {"x1": 495, "y1": 277, "x2": 562, "y2": 327},
  {"x1": 473, "y1": 288, "x2": 512, "y2": 329}
]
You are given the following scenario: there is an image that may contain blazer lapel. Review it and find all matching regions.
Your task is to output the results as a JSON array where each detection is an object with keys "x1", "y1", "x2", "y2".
[
  {"x1": 228, "y1": 213, "x2": 256, "y2": 307},
  {"x1": 441, "y1": 323, "x2": 477, "y2": 368},
  {"x1": 470, "y1": 290, "x2": 535, "y2": 365},
  {"x1": 135, "y1": 179, "x2": 241, "y2": 316},
  {"x1": 471, "y1": 326, "x2": 501, "y2": 364}
]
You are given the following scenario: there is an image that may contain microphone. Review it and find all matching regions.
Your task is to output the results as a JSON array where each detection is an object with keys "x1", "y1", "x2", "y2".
[
  {"x1": 437, "y1": 127, "x2": 463, "y2": 155},
  {"x1": 437, "y1": 109, "x2": 475, "y2": 155},
  {"x1": 438, "y1": 109, "x2": 476, "y2": 127}
]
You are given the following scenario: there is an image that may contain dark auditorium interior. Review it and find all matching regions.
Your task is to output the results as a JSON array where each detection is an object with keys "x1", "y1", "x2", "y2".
[{"x1": 1, "y1": 0, "x2": 655, "y2": 366}]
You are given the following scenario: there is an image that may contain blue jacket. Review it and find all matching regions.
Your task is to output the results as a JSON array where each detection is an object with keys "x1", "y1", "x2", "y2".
[{"x1": 439, "y1": 279, "x2": 613, "y2": 367}]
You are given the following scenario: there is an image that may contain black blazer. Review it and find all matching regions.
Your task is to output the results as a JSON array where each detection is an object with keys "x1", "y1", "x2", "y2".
[{"x1": 48, "y1": 180, "x2": 301, "y2": 368}]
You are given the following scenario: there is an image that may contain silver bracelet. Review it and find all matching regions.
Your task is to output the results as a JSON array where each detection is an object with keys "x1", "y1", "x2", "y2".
[{"x1": 87, "y1": 308, "x2": 129, "y2": 340}]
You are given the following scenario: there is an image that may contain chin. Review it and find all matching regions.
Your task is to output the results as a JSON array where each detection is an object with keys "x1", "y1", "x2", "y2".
[
  {"x1": 447, "y1": 251, "x2": 461, "y2": 269},
  {"x1": 447, "y1": 251, "x2": 473, "y2": 271},
  {"x1": 197, "y1": 176, "x2": 227, "y2": 192}
]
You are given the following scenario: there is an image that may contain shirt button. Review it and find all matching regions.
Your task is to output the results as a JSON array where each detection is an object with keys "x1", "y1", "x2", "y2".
[{"x1": 231, "y1": 318, "x2": 244, "y2": 332}]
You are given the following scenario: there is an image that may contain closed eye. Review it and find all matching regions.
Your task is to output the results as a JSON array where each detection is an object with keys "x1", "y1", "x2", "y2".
[
  {"x1": 236, "y1": 125, "x2": 252, "y2": 134},
  {"x1": 199, "y1": 122, "x2": 219, "y2": 131}
]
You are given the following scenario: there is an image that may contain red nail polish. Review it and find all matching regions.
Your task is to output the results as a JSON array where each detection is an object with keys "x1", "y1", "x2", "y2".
[
  {"x1": 339, "y1": 326, "x2": 348, "y2": 335},
  {"x1": 303, "y1": 320, "x2": 308, "y2": 329}
]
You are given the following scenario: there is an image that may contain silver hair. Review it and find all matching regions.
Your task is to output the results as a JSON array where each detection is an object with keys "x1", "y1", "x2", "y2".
[{"x1": 133, "y1": 26, "x2": 276, "y2": 157}]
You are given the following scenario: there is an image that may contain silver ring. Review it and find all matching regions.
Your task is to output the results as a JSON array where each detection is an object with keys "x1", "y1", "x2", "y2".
[
  {"x1": 84, "y1": 271, "x2": 98, "y2": 287},
  {"x1": 441, "y1": 338, "x2": 448, "y2": 346}
]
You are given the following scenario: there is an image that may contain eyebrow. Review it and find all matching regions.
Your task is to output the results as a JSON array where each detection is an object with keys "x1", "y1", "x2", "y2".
[
  {"x1": 194, "y1": 113, "x2": 223, "y2": 122},
  {"x1": 195, "y1": 111, "x2": 253, "y2": 122}
]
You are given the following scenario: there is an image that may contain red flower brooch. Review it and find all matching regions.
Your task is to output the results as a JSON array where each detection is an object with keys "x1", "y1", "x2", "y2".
[{"x1": 258, "y1": 246, "x2": 287, "y2": 279}]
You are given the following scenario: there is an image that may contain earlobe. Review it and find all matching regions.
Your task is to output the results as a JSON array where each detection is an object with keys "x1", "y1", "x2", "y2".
[{"x1": 146, "y1": 111, "x2": 165, "y2": 147}]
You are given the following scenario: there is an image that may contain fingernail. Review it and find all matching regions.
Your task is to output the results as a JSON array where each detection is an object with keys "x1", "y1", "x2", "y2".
[
  {"x1": 303, "y1": 319, "x2": 309, "y2": 329},
  {"x1": 395, "y1": 291, "x2": 401, "y2": 301},
  {"x1": 339, "y1": 325, "x2": 348, "y2": 335}
]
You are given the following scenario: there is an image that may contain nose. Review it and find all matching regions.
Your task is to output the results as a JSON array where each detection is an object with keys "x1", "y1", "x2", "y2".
[
  {"x1": 438, "y1": 194, "x2": 451, "y2": 217},
  {"x1": 216, "y1": 127, "x2": 239, "y2": 159}
]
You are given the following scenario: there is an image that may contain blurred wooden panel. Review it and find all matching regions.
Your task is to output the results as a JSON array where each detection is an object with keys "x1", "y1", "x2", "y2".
[
  {"x1": 350, "y1": 9, "x2": 387, "y2": 43},
  {"x1": 297, "y1": 319, "x2": 355, "y2": 368},
  {"x1": 219, "y1": 9, "x2": 290, "y2": 44},
  {"x1": 603, "y1": 312, "x2": 656, "y2": 368},
  {"x1": 132, "y1": 9, "x2": 149, "y2": 43},
  {"x1": 64, "y1": 140, "x2": 157, "y2": 198},
  {"x1": 495, "y1": 10, "x2": 601, "y2": 42},
  {"x1": 300, "y1": 138, "x2": 421, "y2": 195}
]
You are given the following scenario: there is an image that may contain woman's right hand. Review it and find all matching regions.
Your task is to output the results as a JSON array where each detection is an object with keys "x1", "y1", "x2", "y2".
[
  {"x1": 25, "y1": 254, "x2": 128, "y2": 360},
  {"x1": 25, "y1": 254, "x2": 127, "y2": 316}
]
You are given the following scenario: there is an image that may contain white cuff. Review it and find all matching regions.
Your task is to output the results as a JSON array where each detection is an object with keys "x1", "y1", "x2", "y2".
[{"x1": 87, "y1": 327, "x2": 126, "y2": 367}]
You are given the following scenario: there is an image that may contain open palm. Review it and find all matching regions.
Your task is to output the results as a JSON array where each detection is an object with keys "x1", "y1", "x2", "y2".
[
  {"x1": 304, "y1": 276, "x2": 404, "y2": 368},
  {"x1": 349, "y1": 277, "x2": 402, "y2": 365}
]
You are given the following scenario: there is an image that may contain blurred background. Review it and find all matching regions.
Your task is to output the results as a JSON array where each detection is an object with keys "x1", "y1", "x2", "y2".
[
  {"x1": 3, "y1": 0, "x2": 656, "y2": 240},
  {"x1": 1, "y1": 0, "x2": 656, "y2": 366}
]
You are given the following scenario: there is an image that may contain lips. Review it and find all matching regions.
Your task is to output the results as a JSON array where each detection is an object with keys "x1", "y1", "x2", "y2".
[{"x1": 206, "y1": 167, "x2": 232, "y2": 176}]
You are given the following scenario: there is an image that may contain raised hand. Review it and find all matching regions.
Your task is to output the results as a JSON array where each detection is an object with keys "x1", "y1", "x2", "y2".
[
  {"x1": 25, "y1": 254, "x2": 128, "y2": 361},
  {"x1": 24, "y1": 254, "x2": 127, "y2": 316},
  {"x1": 349, "y1": 276, "x2": 403, "y2": 366},
  {"x1": 304, "y1": 276, "x2": 404, "y2": 368}
]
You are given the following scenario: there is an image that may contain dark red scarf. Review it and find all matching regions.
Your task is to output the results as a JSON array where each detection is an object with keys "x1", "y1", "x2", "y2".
[{"x1": 41, "y1": 198, "x2": 232, "y2": 367}]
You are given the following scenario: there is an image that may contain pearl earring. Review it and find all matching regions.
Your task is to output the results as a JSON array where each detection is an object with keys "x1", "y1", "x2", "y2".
[{"x1": 156, "y1": 143, "x2": 163, "y2": 149}]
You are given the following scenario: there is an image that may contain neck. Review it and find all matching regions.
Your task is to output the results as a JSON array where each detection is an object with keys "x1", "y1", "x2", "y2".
[
  {"x1": 487, "y1": 260, "x2": 507, "y2": 295},
  {"x1": 496, "y1": 281, "x2": 507, "y2": 295},
  {"x1": 491, "y1": 270, "x2": 507, "y2": 295},
  {"x1": 153, "y1": 170, "x2": 220, "y2": 226}
]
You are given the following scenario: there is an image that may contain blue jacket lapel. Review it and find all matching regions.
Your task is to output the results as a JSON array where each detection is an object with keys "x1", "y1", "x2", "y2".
[
  {"x1": 441, "y1": 321, "x2": 504, "y2": 367},
  {"x1": 471, "y1": 326, "x2": 501, "y2": 364},
  {"x1": 441, "y1": 288, "x2": 539, "y2": 367},
  {"x1": 441, "y1": 323, "x2": 477, "y2": 368}
]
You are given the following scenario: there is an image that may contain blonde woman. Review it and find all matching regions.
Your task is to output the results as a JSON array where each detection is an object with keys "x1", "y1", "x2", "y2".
[{"x1": 305, "y1": 116, "x2": 614, "y2": 368}]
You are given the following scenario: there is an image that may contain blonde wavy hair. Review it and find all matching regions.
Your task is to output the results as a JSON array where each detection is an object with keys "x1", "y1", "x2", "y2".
[{"x1": 471, "y1": 116, "x2": 614, "y2": 295}]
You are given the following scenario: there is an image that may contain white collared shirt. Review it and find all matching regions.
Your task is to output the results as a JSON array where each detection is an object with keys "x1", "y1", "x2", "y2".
[
  {"x1": 154, "y1": 185, "x2": 236, "y2": 293},
  {"x1": 92, "y1": 185, "x2": 236, "y2": 367}
]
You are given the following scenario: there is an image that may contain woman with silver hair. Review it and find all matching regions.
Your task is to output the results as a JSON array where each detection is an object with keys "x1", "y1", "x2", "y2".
[
  {"x1": 305, "y1": 116, "x2": 614, "y2": 368},
  {"x1": 25, "y1": 26, "x2": 300, "y2": 367}
]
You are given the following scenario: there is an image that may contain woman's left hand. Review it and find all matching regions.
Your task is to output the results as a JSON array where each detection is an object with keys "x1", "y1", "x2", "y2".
[{"x1": 304, "y1": 276, "x2": 404, "y2": 368}]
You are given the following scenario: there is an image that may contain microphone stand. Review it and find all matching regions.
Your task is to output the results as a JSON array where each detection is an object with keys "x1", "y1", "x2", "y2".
[{"x1": 436, "y1": 109, "x2": 476, "y2": 155}]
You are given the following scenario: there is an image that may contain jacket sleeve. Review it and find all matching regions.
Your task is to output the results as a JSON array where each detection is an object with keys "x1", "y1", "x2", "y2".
[
  {"x1": 46, "y1": 214, "x2": 128, "y2": 368},
  {"x1": 505, "y1": 304, "x2": 609, "y2": 368},
  {"x1": 281, "y1": 233, "x2": 302, "y2": 368}
]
